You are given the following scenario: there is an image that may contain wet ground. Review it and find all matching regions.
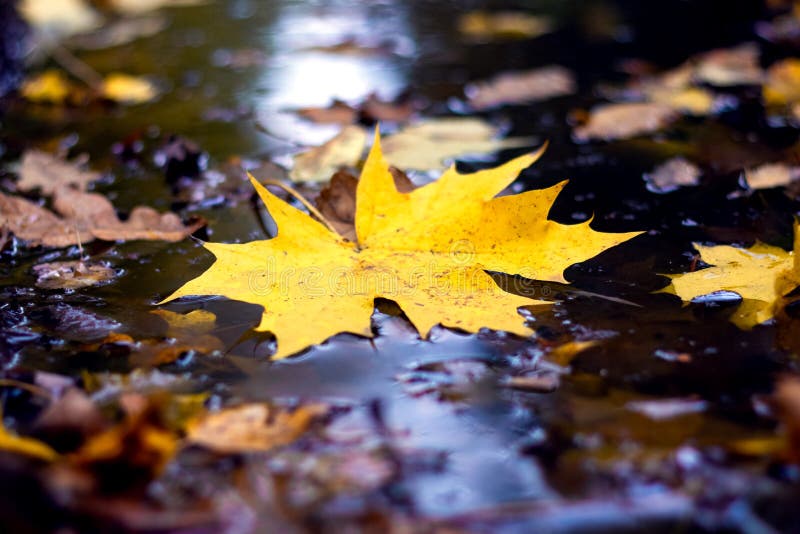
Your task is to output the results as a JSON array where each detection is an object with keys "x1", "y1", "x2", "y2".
[{"x1": 3, "y1": 0, "x2": 800, "y2": 532}]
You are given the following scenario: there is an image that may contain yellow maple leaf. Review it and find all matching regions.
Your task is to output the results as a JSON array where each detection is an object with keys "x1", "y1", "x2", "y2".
[
  {"x1": 664, "y1": 226, "x2": 800, "y2": 328},
  {"x1": 164, "y1": 134, "x2": 640, "y2": 359}
]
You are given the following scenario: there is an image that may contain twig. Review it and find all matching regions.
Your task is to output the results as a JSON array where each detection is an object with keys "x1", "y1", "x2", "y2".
[
  {"x1": 0, "y1": 379, "x2": 53, "y2": 401},
  {"x1": 49, "y1": 44, "x2": 104, "y2": 90}
]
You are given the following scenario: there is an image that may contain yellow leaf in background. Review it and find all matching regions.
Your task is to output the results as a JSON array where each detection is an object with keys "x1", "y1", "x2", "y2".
[
  {"x1": 21, "y1": 70, "x2": 73, "y2": 104},
  {"x1": 290, "y1": 125, "x2": 367, "y2": 182},
  {"x1": 764, "y1": 58, "x2": 800, "y2": 106},
  {"x1": 381, "y1": 118, "x2": 534, "y2": 170},
  {"x1": 664, "y1": 226, "x2": 800, "y2": 328},
  {"x1": 164, "y1": 133, "x2": 640, "y2": 359},
  {"x1": 186, "y1": 403, "x2": 327, "y2": 453},
  {"x1": 0, "y1": 425, "x2": 58, "y2": 461},
  {"x1": 101, "y1": 73, "x2": 158, "y2": 104},
  {"x1": 458, "y1": 11, "x2": 552, "y2": 40}
]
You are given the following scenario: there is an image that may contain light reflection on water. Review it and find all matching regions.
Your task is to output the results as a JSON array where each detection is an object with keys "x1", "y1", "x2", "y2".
[{"x1": 256, "y1": 1, "x2": 413, "y2": 144}]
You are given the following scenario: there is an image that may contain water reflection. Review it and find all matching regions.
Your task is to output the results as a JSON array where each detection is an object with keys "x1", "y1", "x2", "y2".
[{"x1": 259, "y1": 1, "x2": 413, "y2": 143}]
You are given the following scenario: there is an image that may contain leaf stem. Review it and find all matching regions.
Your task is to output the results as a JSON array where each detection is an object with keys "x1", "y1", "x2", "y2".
[{"x1": 258, "y1": 178, "x2": 339, "y2": 235}]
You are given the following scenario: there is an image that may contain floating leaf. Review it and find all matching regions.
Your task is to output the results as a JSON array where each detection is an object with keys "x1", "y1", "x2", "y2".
[
  {"x1": 664, "y1": 226, "x2": 800, "y2": 328},
  {"x1": 290, "y1": 125, "x2": 367, "y2": 183},
  {"x1": 164, "y1": 134, "x2": 639, "y2": 358},
  {"x1": 466, "y1": 66, "x2": 576, "y2": 110}
]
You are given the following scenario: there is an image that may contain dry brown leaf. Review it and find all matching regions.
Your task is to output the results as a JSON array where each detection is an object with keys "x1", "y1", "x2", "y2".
[
  {"x1": 574, "y1": 102, "x2": 679, "y2": 141},
  {"x1": 33, "y1": 260, "x2": 116, "y2": 289},
  {"x1": 744, "y1": 162, "x2": 800, "y2": 189},
  {"x1": 186, "y1": 403, "x2": 328, "y2": 454},
  {"x1": 644, "y1": 157, "x2": 702, "y2": 193},
  {"x1": 0, "y1": 188, "x2": 204, "y2": 247},
  {"x1": 17, "y1": 150, "x2": 102, "y2": 195},
  {"x1": 458, "y1": 10, "x2": 552, "y2": 40},
  {"x1": 296, "y1": 100, "x2": 356, "y2": 124},
  {"x1": 466, "y1": 66, "x2": 576, "y2": 110},
  {"x1": 316, "y1": 168, "x2": 415, "y2": 242},
  {"x1": 290, "y1": 125, "x2": 367, "y2": 182}
]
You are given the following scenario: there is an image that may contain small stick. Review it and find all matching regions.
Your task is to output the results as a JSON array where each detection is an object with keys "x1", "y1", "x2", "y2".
[
  {"x1": 0, "y1": 379, "x2": 53, "y2": 401},
  {"x1": 49, "y1": 44, "x2": 104, "y2": 90}
]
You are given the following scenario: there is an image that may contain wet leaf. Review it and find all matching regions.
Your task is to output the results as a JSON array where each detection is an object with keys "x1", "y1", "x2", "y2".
[
  {"x1": 315, "y1": 168, "x2": 415, "y2": 242},
  {"x1": 33, "y1": 260, "x2": 117, "y2": 289},
  {"x1": 381, "y1": 118, "x2": 534, "y2": 170},
  {"x1": 0, "y1": 425, "x2": 58, "y2": 461},
  {"x1": 644, "y1": 157, "x2": 702, "y2": 193},
  {"x1": 20, "y1": 70, "x2": 81, "y2": 105},
  {"x1": 164, "y1": 135, "x2": 639, "y2": 358},
  {"x1": 574, "y1": 102, "x2": 679, "y2": 141},
  {"x1": 100, "y1": 73, "x2": 158, "y2": 104},
  {"x1": 20, "y1": 0, "x2": 100, "y2": 39},
  {"x1": 692, "y1": 43, "x2": 763, "y2": 87},
  {"x1": 664, "y1": 225, "x2": 800, "y2": 328},
  {"x1": 185, "y1": 403, "x2": 327, "y2": 454},
  {"x1": 744, "y1": 162, "x2": 800, "y2": 189},
  {"x1": 0, "y1": 187, "x2": 205, "y2": 248},
  {"x1": 458, "y1": 11, "x2": 552, "y2": 41},
  {"x1": 17, "y1": 150, "x2": 102, "y2": 195},
  {"x1": 290, "y1": 125, "x2": 367, "y2": 183},
  {"x1": 296, "y1": 100, "x2": 356, "y2": 125},
  {"x1": 466, "y1": 66, "x2": 576, "y2": 110}
]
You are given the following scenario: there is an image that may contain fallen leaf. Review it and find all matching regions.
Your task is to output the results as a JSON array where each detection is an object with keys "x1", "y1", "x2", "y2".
[
  {"x1": 140, "y1": 309, "x2": 223, "y2": 365},
  {"x1": 296, "y1": 100, "x2": 356, "y2": 124},
  {"x1": 186, "y1": 403, "x2": 327, "y2": 453},
  {"x1": 316, "y1": 168, "x2": 415, "y2": 242},
  {"x1": 764, "y1": 58, "x2": 800, "y2": 106},
  {"x1": 101, "y1": 73, "x2": 157, "y2": 104},
  {"x1": 296, "y1": 94, "x2": 417, "y2": 126},
  {"x1": 693, "y1": 43, "x2": 763, "y2": 87},
  {"x1": 574, "y1": 102, "x2": 679, "y2": 141},
  {"x1": 744, "y1": 162, "x2": 800, "y2": 189},
  {"x1": 0, "y1": 425, "x2": 58, "y2": 461},
  {"x1": 645, "y1": 87, "x2": 716, "y2": 115},
  {"x1": 71, "y1": 393, "x2": 178, "y2": 483},
  {"x1": 381, "y1": 118, "x2": 534, "y2": 170},
  {"x1": 34, "y1": 388, "x2": 107, "y2": 450},
  {"x1": 164, "y1": 134, "x2": 640, "y2": 358},
  {"x1": 20, "y1": 0, "x2": 101, "y2": 40},
  {"x1": 0, "y1": 187, "x2": 204, "y2": 247},
  {"x1": 664, "y1": 225, "x2": 800, "y2": 328},
  {"x1": 33, "y1": 260, "x2": 117, "y2": 290},
  {"x1": 502, "y1": 373, "x2": 560, "y2": 392},
  {"x1": 466, "y1": 66, "x2": 576, "y2": 110},
  {"x1": 458, "y1": 10, "x2": 552, "y2": 40},
  {"x1": 17, "y1": 150, "x2": 102, "y2": 195},
  {"x1": 290, "y1": 125, "x2": 367, "y2": 183},
  {"x1": 644, "y1": 157, "x2": 702, "y2": 193},
  {"x1": 545, "y1": 340, "x2": 601, "y2": 367},
  {"x1": 20, "y1": 70, "x2": 79, "y2": 104}
]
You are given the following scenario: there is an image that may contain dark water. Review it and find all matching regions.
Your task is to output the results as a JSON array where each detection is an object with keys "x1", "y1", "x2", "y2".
[{"x1": 3, "y1": 0, "x2": 800, "y2": 531}]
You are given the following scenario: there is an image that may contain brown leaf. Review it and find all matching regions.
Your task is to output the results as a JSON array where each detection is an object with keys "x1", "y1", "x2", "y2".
[
  {"x1": 644, "y1": 157, "x2": 702, "y2": 193},
  {"x1": 744, "y1": 162, "x2": 800, "y2": 189},
  {"x1": 316, "y1": 167, "x2": 415, "y2": 242},
  {"x1": 34, "y1": 388, "x2": 108, "y2": 451},
  {"x1": 574, "y1": 102, "x2": 679, "y2": 141},
  {"x1": 186, "y1": 403, "x2": 328, "y2": 454},
  {"x1": 466, "y1": 66, "x2": 575, "y2": 110},
  {"x1": 33, "y1": 260, "x2": 116, "y2": 289},
  {"x1": 296, "y1": 100, "x2": 356, "y2": 124},
  {"x1": 458, "y1": 11, "x2": 552, "y2": 41},
  {"x1": 693, "y1": 43, "x2": 763, "y2": 87},
  {"x1": 0, "y1": 187, "x2": 205, "y2": 247},
  {"x1": 17, "y1": 150, "x2": 102, "y2": 195},
  {"x1": 359, "y1": 93, "x2": 417, "y2": 123}
]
